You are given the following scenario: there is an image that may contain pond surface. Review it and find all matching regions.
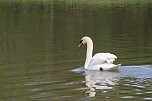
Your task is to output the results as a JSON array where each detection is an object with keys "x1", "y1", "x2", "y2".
[{"x1": 0, "y1": 1, "x2": 152, "y2": 101}]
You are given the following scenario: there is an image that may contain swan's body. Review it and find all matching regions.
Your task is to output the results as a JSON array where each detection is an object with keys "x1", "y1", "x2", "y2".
[{"x1": 78, "y1": 36, "x2": 121, "y2": 70}]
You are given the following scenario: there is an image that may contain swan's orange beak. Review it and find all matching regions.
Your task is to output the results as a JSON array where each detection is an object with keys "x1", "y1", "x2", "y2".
[
  {"x1": 78, "y1": 43, "x2": 83, "y2": 47},
  {"x1": 78, "y1": 40, "x2": 83, "y2": 47}
]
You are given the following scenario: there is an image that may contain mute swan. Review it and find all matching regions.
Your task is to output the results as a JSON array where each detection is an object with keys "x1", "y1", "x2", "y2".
[{"x1": 78, "y1": 36, "x2": 121, "y2": 70}]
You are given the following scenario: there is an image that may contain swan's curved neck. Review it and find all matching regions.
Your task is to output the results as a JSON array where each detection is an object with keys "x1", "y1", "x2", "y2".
[{"x1": 84, "y1": 39, "x2": 93, "y2": 69}]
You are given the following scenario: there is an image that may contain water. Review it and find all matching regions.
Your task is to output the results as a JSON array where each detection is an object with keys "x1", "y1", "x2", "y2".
[{"x1": 0, "y1": 1, "x2": 152, "y2": 101}]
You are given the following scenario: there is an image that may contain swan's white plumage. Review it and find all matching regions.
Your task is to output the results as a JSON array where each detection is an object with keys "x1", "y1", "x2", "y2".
[
  {"x1": 78, "y1": 36, "x2": 121, "y2": 71},
  {"x1": 88, "y1": 53, "x2": 117, "y2": 67}
]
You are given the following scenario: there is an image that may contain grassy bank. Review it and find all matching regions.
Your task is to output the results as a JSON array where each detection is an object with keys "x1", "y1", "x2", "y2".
[
  {"x1": 56, "y1": 0, "x2": 152, "y2": 5},
  {"x1": 0, "y1": 0, "x2": 152, "y2": 6}
]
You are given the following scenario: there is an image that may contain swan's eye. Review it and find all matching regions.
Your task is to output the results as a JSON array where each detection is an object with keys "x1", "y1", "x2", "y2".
[{"x1": 80, "y1": 40, "x2": 83, "y2": 43}]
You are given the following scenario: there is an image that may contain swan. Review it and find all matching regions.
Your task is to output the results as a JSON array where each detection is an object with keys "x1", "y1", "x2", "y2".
[{"x1": 78, "y1": 36, "x2": 121, "y2": 70}]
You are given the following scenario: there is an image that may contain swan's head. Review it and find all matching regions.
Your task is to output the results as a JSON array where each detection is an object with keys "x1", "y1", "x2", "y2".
[{"x1": 78, "y1": 36, "x2": 92, "y2": 47}]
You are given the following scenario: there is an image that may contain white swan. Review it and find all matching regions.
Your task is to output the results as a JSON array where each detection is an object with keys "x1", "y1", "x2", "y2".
[{"x1": 78, "y1": 36, "x2": 121, "y2": 70}]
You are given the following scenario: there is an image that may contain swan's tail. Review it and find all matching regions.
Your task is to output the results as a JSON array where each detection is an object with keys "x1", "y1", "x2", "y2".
[{"x1": 108, "y1": 64, "x2": 121, "y2": 71}]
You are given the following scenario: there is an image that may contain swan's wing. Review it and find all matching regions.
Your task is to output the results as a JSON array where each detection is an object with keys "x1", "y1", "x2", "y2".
[{"x1": 88, "y1": 53, "x2": 117, "y2": 67}]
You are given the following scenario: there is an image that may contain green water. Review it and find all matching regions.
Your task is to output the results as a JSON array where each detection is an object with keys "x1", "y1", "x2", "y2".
[{"x1": 0, "y1": 1, "x2": 152, "y2": 101}]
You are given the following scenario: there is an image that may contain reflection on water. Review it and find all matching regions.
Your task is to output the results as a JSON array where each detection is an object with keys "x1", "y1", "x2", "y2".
[
  {"x1": 84, "y1": 71, "x2": 120, "y2": 97},
  {"x1": 73, "y1": 66, "x2": 152, "y2": 99},
  {"x1": 120, "y1": 65, "x2": 152, "y2": 78},
  {"x1": 0, "y1": 1, "x2": 152, "y2": 101}
]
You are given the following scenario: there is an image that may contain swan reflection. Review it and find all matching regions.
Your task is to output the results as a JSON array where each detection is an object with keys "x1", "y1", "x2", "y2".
[{"x1": 84, "y1": 71, "x2": 120, "y2": 97}]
